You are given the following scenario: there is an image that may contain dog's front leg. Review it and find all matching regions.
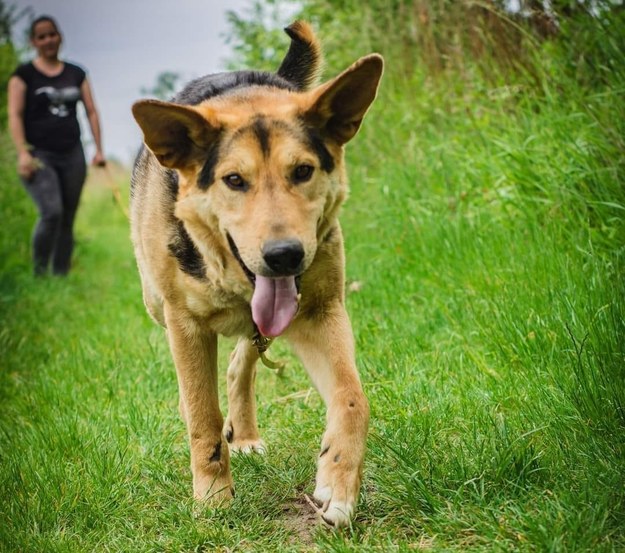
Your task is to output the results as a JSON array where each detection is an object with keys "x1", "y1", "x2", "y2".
[
  {"x1": 288, "y1": 304, "x2": 369, "y2": 527},
  {"x1": 224, "y1": 337, "x2": 265, "y2": 454},
  {"x1": 164, "y1": 303, "x2": 234, "y2": 503}
]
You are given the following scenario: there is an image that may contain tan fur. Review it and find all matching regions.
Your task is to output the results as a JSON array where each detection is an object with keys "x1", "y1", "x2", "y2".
[{"x1": 131, "y1": 27, "x2": 383, "y2": 527}]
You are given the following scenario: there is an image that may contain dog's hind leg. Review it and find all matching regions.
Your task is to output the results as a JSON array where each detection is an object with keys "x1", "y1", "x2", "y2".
[
  {"x1": 224, "y1": 337, "x2": 265, "y2": 454},
  {"x1": 164, "y1": 303, "x2": 234, "y2": 503},
  {"x1": 287, "y1": 304, "x2": 369, "y2": 527}
]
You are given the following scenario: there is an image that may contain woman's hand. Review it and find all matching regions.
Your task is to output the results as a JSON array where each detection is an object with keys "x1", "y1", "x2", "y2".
[
  {"x1": 17, "y1": 150, "x2": 38, "y2": 179},
  {"x1": 91, "y1": 150, "x2": 106, "y2": 167}
]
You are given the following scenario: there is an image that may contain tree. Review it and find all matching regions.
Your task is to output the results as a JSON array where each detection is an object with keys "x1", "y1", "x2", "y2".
[
  {"x1": 140, "y1": 71, "x2": 181, "y2": 101},
  {"x1": 0, "y1": 0, "x2": 25, "y2": 126}
]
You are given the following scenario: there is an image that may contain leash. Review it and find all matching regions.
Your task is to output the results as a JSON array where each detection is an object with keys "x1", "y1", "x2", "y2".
[
  {"x1": 252, "y1": 331, "x2": 286, "y2": 375},
  {"x1": 96, "y1": 164, "x2": 129, "y2": 219}
]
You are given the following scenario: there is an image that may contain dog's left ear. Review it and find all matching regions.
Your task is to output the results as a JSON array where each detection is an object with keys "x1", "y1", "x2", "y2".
[
  {"x1": 132, "y1": 99, "x2": 219, "y2": 169},
  {"x1": 304, "y1": 54, "x2": 384, "y2": 144}
]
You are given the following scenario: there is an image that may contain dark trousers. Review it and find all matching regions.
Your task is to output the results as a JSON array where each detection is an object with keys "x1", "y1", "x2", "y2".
[{"x1": 21, "y1": 143, "x2": 87, "y2": 275}]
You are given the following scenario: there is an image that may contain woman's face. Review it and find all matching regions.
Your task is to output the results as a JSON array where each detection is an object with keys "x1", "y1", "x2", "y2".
[{"x1": 31, "y1": 20, "x2": 62, "y2": 59}]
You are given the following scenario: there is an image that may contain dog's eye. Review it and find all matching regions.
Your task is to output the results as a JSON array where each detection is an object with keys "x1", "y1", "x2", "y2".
[
  {"x1": 223, "y1": 173, "x2": 248, "y2": 191},
  {"x1": 292, "y1": 164, "x2": 314, "y2": 184}
]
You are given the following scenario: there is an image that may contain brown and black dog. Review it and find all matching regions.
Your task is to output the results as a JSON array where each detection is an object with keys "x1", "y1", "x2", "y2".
[{"x1": 130, "y1": 21, "x2": 383, "y2": 527}]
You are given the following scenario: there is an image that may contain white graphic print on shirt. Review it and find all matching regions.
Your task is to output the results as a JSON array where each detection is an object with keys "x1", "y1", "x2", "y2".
[{"x1": 34, "y1": 86, "x2": 81, "y2": 117}]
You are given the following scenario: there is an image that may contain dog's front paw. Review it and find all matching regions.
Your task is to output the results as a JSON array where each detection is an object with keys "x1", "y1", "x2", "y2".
[
  {"x1": 312, "y1": 485, "x2": 354, "y2": 527},
  {"x1": 311, "y1": 444, "x2": 362, "y2": 527},
  {"x1": 193, "y1": 472, "x2": 235, "y2": 504},
  {"x1": 191, "y1": 438, "x2": 234, "y2": 504},
  {"x1": 224, "y1": 419, "x2": 265, "y2": 454},
  {"x1": 229, "y1": 438, "x2": 266, "y2": 455}
]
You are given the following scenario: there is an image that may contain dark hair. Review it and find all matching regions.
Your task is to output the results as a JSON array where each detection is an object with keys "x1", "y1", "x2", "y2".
[{"x1": 30, "y1": 15, "x2": 60, "y2": 39}]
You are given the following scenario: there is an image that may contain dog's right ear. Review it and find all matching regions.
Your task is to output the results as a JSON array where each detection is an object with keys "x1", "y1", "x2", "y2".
[
  {"x1": 132, "y1": 100, "x2": 219, "y2": 169},
  {"x1": 304, "y1": 54, "x2": 384, "y2": 145}
]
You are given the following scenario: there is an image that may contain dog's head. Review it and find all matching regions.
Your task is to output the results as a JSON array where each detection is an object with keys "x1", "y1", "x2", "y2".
[{"x1": 133, "y1": 41, "x2": 382, "y2": 337}]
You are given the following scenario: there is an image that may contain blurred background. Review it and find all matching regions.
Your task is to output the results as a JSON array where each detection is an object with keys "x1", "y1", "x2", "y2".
[
  {"x1": 4, "y1": 0, "x2": 251, "y2": 164},
  {"x1": 1, "y1": 1, "x2": 624, "y2": 550}
]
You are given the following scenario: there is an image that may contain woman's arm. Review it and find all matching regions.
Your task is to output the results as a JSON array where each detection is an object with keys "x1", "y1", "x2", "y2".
[
  {"x1": 7, "y1": 75, "x2": 37, "y2": 179},
  {"x1": 81, "y1": 77, "x2": 106, "y2": 166}
]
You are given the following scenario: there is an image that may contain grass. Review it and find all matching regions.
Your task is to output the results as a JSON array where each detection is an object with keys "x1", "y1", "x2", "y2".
[{"x1": 1, "y1": 29, "x2": 625, "y2": 552}]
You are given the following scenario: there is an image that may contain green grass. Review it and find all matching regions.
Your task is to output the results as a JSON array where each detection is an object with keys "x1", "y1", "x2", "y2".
[{"x1": 1, "y1": 32, "x2": 625, "y2": 552}]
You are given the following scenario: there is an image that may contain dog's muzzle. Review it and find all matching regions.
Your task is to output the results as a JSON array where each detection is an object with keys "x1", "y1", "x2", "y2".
[{"x1": 227, "y1": 233, "x2": 302, "y2": 338}]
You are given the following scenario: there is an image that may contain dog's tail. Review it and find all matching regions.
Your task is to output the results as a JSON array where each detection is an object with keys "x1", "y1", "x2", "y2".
[{"x1": 277, "y1": 21, "x2": 323, "y2": 91}]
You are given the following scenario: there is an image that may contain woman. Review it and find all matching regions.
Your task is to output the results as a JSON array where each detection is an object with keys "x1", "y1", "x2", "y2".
[{"x1": 7, "y1": 15, "x2": 105, "y2": 276}]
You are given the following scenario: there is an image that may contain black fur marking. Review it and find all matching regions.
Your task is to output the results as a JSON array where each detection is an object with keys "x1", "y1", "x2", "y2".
[
  {"x1": 225, "y1": 425, "x2": 234, "y2": 443},
  {"x1": 210, "y1": 442, "x2": 222, "y2": 463},
  {"x1": 306, "y1": 128, "x2": 335, "y2": 173},
  {"x1": 320, "y1": 445, "x2": 330, "y2": 458},
  {"x1": 252, "y1": 117, "x2": 271, "y2": 158},
  {"x1": 229, "y1": 117, "x2": 284, "y2": 159},
  {"x1": 168, "y1": 222, "x2": 205, "y2": 280},
  {"x1": 227, "y1": 233, "x2": 255, "y2": 285},
  {"x1": 198, "y1": 139, "x2": 222, "y2": 190},
  {"x1": 323, "y1": 226, "x2": 336, "y2": 243},
  {"x1": 333, "y1": 454, "x2": 341, "y2": 463},
  {"x1": 225, "y1": 118, "x2": 333, "y2": 180},
  {"x1": 165, "y1": 169, "x2": 179, "y2": 202},
  {"x1": 173, "y1": 71, "x2": 296, "y2": 106}
]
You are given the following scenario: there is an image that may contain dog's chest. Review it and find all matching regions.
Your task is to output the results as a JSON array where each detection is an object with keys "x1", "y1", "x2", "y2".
[{"x1": 183, "y1": 278, "x2": 255, "y2": 337}]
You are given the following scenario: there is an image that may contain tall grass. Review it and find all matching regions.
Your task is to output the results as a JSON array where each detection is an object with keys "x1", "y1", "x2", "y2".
[
  {"x1": 328, "y1": 3, "x2": 624, "y2": 548},
  {"x1": 1, "y1": 2, "x2": 624, "y2": 550}
]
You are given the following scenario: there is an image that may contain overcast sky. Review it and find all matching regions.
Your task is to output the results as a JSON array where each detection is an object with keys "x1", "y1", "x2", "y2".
[{"x1": 12, "y1": 0, "x2": 251, "y2": 165}]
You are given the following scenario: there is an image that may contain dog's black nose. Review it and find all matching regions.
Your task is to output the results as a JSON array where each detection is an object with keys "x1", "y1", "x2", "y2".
[{"x1": 262, "y1": 239, "x2": 304, "y2": 275}]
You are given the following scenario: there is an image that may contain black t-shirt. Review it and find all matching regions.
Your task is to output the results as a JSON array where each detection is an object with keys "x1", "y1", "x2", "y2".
[{"x1": 13, "y1": 62, "x2": 86, "y2": 152}]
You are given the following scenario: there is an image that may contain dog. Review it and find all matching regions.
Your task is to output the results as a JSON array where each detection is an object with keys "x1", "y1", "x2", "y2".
[{"x1": 130, "y1": 21, "x2": 383, "y2": 527}]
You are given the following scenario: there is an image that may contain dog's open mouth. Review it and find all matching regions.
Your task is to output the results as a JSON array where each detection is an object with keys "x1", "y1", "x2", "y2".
[{"x1": 227, "y1": 234, "x2": 300, "y2": 338}]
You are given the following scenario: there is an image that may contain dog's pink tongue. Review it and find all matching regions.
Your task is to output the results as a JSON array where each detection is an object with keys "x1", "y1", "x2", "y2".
[{"x1": 251, "y1": 276, "x2": 298, "y2": 338}]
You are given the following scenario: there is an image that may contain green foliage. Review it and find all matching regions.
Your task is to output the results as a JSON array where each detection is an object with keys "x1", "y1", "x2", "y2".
[
  {"x1": 224, "y1": 0, "x2": 301, "y2": 71},
  {"x1": 224, "y1": 0, "x2": 625, "y2": 93},
  {"x1": 1, "y1": 2, "x2": 624, "y2": 550},
  {"x1": 0, "y1": 0, "x2": 20, "y2": 127},
  {"x1": 0, "y1": 0, "x2": 22, "y2": 44},
  {"x1": 0, "y1": 41, "x2": 16, "y2": 124},
  {"x1": 553, "y1": 7, "x2": 625, "y2": 88},
  {"x1": 140, "y1": 70, "x2": 182, "y2": 100},
  {"x1": 225, "y1": 0, "x2": 540, "y2": 80}
]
